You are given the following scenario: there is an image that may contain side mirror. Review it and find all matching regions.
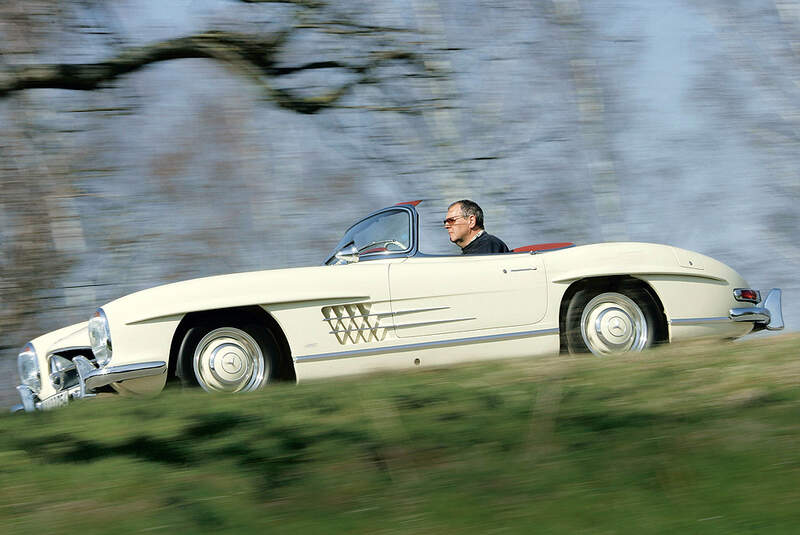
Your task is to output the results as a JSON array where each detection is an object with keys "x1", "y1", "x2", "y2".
[{"x1": 334, "y1": 245, "x2": 360, "y2": 264}]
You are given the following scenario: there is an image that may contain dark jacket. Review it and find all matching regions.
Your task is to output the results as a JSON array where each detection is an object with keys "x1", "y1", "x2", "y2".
[{"x1": 461, "y1": 231, "x2": 510, "y2": 255}]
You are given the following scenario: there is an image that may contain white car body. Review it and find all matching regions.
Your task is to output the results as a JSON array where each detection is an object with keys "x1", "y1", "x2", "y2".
[{"x1": 14, "y1": 202, "x2": 784, "y2": 411}]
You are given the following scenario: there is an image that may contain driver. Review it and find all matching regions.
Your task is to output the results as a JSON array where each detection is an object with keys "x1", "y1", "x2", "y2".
[{"x1": 444, "y1": 199, "x2": 509, "y2": 255}]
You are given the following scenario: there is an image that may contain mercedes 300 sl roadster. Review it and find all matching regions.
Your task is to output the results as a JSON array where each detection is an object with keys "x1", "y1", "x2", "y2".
[{"x1": 14, "y1": 201, "x2": 784, "y2": 411}]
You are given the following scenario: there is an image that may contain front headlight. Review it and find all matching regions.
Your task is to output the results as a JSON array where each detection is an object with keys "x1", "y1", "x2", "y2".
[
  {"x1": 18, "y1": 343, "x2": 41, "y2": 394},
  {"x1": 88, "y1": 308, "x2": 113, "y2": 366}
]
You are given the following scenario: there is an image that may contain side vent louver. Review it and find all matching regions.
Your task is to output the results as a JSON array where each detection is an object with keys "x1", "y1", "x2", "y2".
[{"x1": 322, "y1": 303, "x2": 388, "y2": 345}]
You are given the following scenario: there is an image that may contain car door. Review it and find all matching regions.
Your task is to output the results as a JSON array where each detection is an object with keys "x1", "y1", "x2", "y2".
[{"x1": 388, "y1": 253, "x2": 547, "y2": 338}]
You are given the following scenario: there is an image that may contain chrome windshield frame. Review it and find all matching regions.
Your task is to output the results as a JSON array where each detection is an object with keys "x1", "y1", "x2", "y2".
[{"x1": 324, "y1": 204, "x2": 419, "y2": 265}]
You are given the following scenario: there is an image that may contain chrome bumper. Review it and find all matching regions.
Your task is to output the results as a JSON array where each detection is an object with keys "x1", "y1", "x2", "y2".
[
  {"x1": 12, "y1": 359, "x2": 167, "y2": 412},
  {"x1": 729, "y1": 288, "x2": 784, "y2": 331}
]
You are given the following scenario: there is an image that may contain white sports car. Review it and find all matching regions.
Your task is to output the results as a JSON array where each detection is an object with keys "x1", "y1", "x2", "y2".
[{"x1": 14, "y1": 201, "x2": 784, "y2": 411}]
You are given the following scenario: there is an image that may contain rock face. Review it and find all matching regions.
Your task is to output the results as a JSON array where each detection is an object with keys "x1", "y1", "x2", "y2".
[{"x1": 1, "y1": 0, "x2": 797, "y2": 406}]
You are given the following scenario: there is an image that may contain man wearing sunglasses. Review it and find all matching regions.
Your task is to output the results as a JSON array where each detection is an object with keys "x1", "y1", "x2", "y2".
[{"x1": 444, "y1": 199, "x2": 510, "y2": 255}]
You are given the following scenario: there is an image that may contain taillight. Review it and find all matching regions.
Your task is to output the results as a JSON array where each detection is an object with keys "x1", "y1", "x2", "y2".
[{"x1": 734, "y1": 288, "x2": 760, "y2": 304}]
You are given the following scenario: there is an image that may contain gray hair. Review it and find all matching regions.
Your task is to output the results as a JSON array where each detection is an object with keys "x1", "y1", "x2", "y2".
[{"x1": 450, "y1": 199, "x2": 484, "y2": 229}]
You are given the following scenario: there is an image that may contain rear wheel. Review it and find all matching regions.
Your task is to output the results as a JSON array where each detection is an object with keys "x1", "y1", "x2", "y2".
[
  {"x1": 566, "y1": 288, "x2": 658, "y2": 356},
  {"x1": 179, "y1": 323, "x2": 278, "y2": 392}
]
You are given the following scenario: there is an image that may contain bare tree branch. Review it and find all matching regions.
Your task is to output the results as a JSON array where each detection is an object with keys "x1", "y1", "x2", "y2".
[
  {"x1": 240, "y1": 0, "x2": 326, "y2": 7},
  {"x1": 0, "y1": 31, "x2": 284, "y2": 91},
  {"x1": 0, "y1": 29, "x2": 425, "y2": 114}
]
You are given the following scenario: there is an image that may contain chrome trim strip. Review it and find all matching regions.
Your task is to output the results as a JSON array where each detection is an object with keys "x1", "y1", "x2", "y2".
[
  {"x1": 392, "y1": 306, "x2": 450, "y2": 316},
  {"x1": 553, "y1": 272, "x2": 727, "y2": 284},
  {"x1": 393, "y1": 317, "x2": 476, "y2": 329},
  {"x1": 509, "y1": 267, "x2": 537, "y2": 272},
  {"x1": 297, "y1": 327, "x2": 559, "y2": 363},
  {"x1": 321, "y1": 306, "x2": 450, "y2": 322},
  {"x1": 670, "y1": 317, "x2": 730, "y2": 325},
  {"x1": 327, "y1": 315, "x2": 473, "y2": 333}
]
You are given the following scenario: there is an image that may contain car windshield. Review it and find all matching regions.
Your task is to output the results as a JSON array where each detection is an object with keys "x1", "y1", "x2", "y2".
[{"x1": 328, "y1": 208, "x2": 411, "y2": 263}]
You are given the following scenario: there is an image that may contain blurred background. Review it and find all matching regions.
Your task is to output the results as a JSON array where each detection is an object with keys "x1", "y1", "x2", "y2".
[{"x1": 1, "y1": 0, "x2": 797, "y2": 407}]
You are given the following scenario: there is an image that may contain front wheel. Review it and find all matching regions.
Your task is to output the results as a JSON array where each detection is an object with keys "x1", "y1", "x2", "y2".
[
  {"x1": 179, "y1": 323, "x2": 277, "y2": 393},
  {"x1": 565, "y1": 289, "x2": 658, "y2": 356}
]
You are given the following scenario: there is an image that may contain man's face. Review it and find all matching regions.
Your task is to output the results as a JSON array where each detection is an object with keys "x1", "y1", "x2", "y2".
[{"x1": 444, "y1": 204, "x2": 474, "y2": 246}]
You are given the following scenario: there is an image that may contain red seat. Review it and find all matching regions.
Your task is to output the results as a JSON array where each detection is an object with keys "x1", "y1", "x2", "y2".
[{"x1": 512, "y1": 242, "x2": 574, "y2": 253}]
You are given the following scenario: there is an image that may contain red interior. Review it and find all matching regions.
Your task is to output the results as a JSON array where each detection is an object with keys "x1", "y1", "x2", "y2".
[{"x1": 512, "y1": 242, "x2": 574, "y2": 253}]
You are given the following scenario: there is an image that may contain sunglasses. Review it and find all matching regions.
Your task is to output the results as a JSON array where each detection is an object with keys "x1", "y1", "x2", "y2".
[{"x1": 443, "y1": 215, "x2": 469, "y2": 226}]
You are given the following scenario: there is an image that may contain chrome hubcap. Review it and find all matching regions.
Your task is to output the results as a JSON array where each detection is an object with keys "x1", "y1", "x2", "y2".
[
  {"x1": 193, "y1": 328, "x2": 267, "y2": 392},
  {"x1": 580, "y1": 293, "x2": 648, "y2": 356}
]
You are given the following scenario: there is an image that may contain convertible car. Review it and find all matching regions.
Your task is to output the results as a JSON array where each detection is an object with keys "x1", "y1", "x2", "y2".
[{"x1": 14, "y1": 201, "x2": 784, "y2": 411}]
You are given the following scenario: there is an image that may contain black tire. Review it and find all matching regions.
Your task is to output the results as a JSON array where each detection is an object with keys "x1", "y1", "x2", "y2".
[
  {"x1": 565, "y1": 286, "x2": 659, "y2": 356},
  {"x1": 177, "y1": 321, "x2": 279, "y2": 393}
]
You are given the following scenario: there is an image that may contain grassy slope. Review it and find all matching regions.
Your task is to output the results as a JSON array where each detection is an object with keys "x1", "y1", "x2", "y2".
[{"x1": 2, "y1": 334, "x2": 799, "y2": 534}]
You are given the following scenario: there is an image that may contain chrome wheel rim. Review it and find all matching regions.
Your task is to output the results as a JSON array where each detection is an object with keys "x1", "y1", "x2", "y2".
[
  {"x1": 580, "y1": 293, "x2": 648, "y2": 356},
  {"x1": 193, "y1": 328, "x2": 267, "y2": 393}
]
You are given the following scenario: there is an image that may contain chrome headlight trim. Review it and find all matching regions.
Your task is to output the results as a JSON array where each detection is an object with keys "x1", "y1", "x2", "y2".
[
  {"x1": 88, "y1": 308, "x2": 113, "y2": 367},
  {"x1": 17, "y1": 343, "x2": 41, "y2": 394}
]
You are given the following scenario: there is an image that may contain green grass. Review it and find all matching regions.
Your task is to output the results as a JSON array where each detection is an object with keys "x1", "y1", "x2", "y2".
[{"x1": 2, "y1": 334, "x2": 800, "y2": 534}]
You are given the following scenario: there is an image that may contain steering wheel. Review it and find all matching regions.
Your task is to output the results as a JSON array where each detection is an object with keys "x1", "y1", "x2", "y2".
[{"x1": 358, "y1": 239, "x2": 406, "y2": 254}]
